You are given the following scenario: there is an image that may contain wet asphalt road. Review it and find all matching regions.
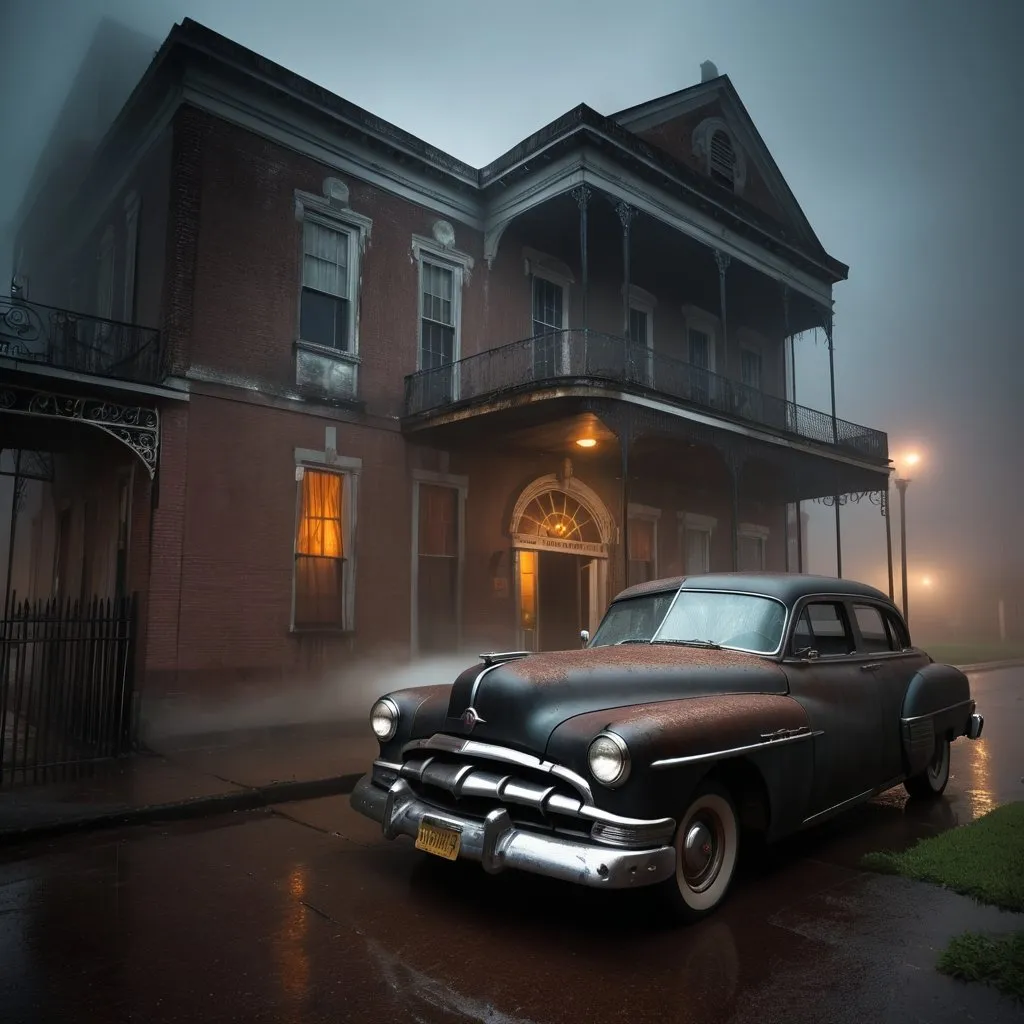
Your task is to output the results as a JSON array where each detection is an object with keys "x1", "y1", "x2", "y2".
[{"x1": 1, "y1": 669, "x2": 1021, "y2": 1024}]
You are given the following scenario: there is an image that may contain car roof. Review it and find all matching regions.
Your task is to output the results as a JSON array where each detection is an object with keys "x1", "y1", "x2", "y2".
[{"x1": 611, "y1": 572, "x2": 895, "y2": 609}]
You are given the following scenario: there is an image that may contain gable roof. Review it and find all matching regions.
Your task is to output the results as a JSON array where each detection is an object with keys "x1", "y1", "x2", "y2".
[{"x1": 611, "y1": 75, "x2": 831, "y2": 265}]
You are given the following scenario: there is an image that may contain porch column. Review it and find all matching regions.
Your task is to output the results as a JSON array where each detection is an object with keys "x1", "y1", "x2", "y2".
[
  {"x1": 782, "y1": 284, "x2": 802, "y2": 572},
  {"x1": 727, "y1": 452, "x2": 741, "y2": 571},
  {"x1": 822, "y1": 305, "x2": 841, "y2": 576},
  {"x1": 715, "y1": 250, "x2": 731, "y2": 378},
  {"x1": 882, "y1": 485, "x2": 895, "y2": 600},
  {"x1": 615, "y1": 201, "x2": 635, "y2": 339},
  {"x1": 620, "y1": 427, "x2": 631, "y2": 592},
  {"x1": 572, "y1": 185, "x2": 592, "y2": 330}
]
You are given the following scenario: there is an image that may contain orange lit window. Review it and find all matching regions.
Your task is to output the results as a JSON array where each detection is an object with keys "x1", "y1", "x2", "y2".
[
  {"x1": 518, "y1": 550, "x2": 537, "y2": 632},
  {"x1": 294, "y1": 469, "x2": 345, "y2": 628}
]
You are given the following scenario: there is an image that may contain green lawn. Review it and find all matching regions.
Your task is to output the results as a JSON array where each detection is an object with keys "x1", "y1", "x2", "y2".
[
  {"x1": 923, "y1": 641, "x2": 1024, "y2": 667},
  {"x1": 862, "y1": 802, "x2": 1024, "y2": 1002}
]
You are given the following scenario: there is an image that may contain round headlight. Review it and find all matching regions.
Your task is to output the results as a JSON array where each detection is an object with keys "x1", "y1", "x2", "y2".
[
  {"x1": 370, "y1": 697, "x2": 399, "y2": 741},
  {"x1": 587, "y1": 732, "x2": 630, "y2": 787}
]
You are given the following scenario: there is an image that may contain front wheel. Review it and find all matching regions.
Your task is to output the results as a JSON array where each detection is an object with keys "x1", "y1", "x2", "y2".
[
  {"x1": 656, "y1": 781, "x2": 739, "y2": 923},
  {"x1": 904, "y1": 736, "x2": 950, "y2": 799}
]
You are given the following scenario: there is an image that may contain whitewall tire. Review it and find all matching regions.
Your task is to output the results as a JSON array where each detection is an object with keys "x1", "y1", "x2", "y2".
[
  {"x1": 905, "y1": 737, "x2": 951, "y2": 799},
  {"x1": 659, "y1": 782, "x2": 739, "y2": 922}
]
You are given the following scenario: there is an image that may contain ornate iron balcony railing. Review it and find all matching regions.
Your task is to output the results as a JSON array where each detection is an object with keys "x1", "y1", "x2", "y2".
[
  {"x1": 0, "y1": 298, "x2": 167, "y2": 386},
  {"x1": 404, "y1": 329, "x2": 887, "y2": 462}
]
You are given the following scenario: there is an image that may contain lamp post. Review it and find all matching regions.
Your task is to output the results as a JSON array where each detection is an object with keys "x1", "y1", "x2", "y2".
[{"x1": 894, "y1": 451, "x2": 920, "y2": 624}]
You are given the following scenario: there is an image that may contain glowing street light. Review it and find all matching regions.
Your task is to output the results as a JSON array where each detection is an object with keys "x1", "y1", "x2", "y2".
[{"x1": 893, "y1": 449, "x2": 924, "y2": 625}]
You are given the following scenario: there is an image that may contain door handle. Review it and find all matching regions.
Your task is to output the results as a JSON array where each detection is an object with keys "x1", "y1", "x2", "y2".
[{"x1": 860, "y1": 662, "x2": 882, "y2": 672}]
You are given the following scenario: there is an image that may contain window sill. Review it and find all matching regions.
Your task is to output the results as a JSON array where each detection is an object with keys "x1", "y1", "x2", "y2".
[{"x1": 295, "y1": 339, "x2": 360, "y2": 363}]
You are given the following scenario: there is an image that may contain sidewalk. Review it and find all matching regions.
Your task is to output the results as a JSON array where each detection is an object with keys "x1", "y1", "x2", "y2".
[{"x1": 0, "y1": 721, "x2": 378, "y2": 845}]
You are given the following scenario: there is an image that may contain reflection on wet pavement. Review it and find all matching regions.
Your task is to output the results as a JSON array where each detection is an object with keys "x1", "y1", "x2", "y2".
[{"x1": 0, "y1": 667, "x2": 1019, "y2": 1023}]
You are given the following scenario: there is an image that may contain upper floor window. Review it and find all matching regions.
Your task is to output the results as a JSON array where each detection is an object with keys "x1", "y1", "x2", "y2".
[
  {"x1": 738, "y1": 523, "x2": 769, "y2": 571},
  {"x1": 419, "y1": 260, "x2": 456, "y2": 370},
  {"x1": 740, "y1": 349, "x2": 762, "y2": 391},
  {"x1": 629, "y1": 307, "x2": 649, "y2": 347},
  {"x1": 533, "y1": 276, "x2": 564, "y2": 336},
  {"x1": 301, "y1": 219, "x2": 353, "y2": 352}
]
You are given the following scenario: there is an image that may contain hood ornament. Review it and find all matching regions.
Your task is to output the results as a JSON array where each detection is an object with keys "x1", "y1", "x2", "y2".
[{"x1": 461, "y1": 707, "x2": 486, "y2": 731}]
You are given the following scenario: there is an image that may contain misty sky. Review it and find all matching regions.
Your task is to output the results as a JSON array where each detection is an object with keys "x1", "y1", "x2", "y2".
[{"x1": 1, "y1": 0, "x2": 1021, "y2": 613}]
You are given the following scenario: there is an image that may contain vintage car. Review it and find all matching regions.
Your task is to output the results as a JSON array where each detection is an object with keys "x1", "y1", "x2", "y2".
[{"x1": 350, "y1": 573, "x2": 984, "y2": 920}]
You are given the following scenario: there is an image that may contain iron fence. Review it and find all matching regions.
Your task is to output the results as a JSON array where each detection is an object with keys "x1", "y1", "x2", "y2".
[
  {"x1": 404, "y1": 329, "x2": 888, "y2": 462},
  {"x1": 0, "y1": 298, "x2": 167, "y2": 385},
  {"x1": 0, "y1": 594, "x2": 137, "y2": 786}
]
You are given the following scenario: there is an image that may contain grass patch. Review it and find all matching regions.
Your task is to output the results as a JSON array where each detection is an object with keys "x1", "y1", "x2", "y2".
[
  {"x1": 861, "y1": 801, "x2": 1024, "y2": 911},
  {"x1": 922, "y1": 641, "x2": 1024, "y2": 667},
  {"x1": 937, "y1": 931, "x2": 1024, "y2": 1003}
]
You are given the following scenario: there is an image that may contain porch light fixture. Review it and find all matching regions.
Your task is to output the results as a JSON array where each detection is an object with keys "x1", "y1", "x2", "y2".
[{"x1": 575, "y1": 438, "x2": 597, "y2": 449}]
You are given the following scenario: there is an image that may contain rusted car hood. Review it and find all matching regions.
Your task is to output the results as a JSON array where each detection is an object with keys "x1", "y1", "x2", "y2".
[{"x1": 440, "y1": 645, "x2": 787, "y2": 752}]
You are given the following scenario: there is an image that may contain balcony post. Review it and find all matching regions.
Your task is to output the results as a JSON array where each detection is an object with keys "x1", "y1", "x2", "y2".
[
  {"x1": 714, "y1": 250, "x2": 731, "y2": 379},
  {"x1": 781, "y1": 284, "x2": 800, "y2": 572},
  {"x1": 620, "y1": 426, "x2": 631, "y2": 592},
  {"x1": 572, "y1": 186, "x2": 592, "y2": 331},
  {"x1": 821, "y1": 306, "x2": 841, "y2": 576},
  {"x1": 727, "y1": 451, "x2": 741, "y2": 571},
  {"x1": 615, "y1": 202, "x2": 635, "y2": 340}
]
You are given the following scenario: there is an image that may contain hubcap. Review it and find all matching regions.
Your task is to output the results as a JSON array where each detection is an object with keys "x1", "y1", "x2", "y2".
[{"x1": 682, "y1": 812, "x2": 724, "y2": 892}]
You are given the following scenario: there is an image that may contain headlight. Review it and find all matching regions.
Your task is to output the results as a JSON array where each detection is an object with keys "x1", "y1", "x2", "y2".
[
  {"x1": 587, "y1": 732, "x2": 630, "y2": 787},
  {"x1": 370, "y1": 697, "x2": 399, "y2": 741}
]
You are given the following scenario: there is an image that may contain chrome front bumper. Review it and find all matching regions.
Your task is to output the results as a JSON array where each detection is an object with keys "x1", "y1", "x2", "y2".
[
  {"x1": 350, "y1": 773, "x2": 676, "y2": 889},
  {"x1": 967, "y1": 713, "x2": 985, "y2": 740}
]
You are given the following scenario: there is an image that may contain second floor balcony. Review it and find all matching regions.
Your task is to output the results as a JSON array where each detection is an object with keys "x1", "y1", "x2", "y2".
[
  {"x1": 403, "y1": 329, "x2": 887, "y2": 463},
  {"x1": 0, "y1": 298, "x2": 167, "y2": 387}
]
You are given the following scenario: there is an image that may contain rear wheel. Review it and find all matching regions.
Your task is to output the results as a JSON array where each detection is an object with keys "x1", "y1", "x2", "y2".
[
  {"x1": 657, "y1": 781, "x2": 739, "y2": 923},
  {"x1": 905, "y1": 736, "x2": 950, "y2": 799}
]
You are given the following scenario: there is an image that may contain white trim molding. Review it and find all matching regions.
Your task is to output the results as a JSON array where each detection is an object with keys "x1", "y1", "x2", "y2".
[
  {"x1": 294, "y1": 186, "x2": 373, "y2": 249},
  {"x1": 510, "y1": 474, "x2": 615, "y2": 546},
  {"x1": 523, "y1": 247, "x2": 575, "y2": 289},
  {"x1": 738, "y1": 522, "x2": 770, "y2": 540},
  {"x1": 623, "y1": 283, "x2": 658, "y2": 309},
  {"x1": 679, "y1": 512, "x2": 718, "y2": 532}
]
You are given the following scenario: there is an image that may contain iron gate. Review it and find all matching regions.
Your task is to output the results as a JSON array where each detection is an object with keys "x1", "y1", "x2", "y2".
[{"x1": 0, "y1": 593, "x2": 137, "y2": 787}]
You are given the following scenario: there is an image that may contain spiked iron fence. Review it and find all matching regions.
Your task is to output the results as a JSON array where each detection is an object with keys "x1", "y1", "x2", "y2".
[{"x1": 0, "y1": 594, "x2": 137, "y2": 787}]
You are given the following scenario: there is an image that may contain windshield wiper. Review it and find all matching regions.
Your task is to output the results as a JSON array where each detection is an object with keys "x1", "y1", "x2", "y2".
[
  {"x1": 651, "y1": 638, "x2": 722, "y2": 649},
  {"x1": 614, "y1": 638, "x2": 652, "y2": 645}
]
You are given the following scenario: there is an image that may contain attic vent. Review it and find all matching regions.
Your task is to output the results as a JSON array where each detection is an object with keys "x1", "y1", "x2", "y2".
[{"x1": 709, "y1": 130, "x2": 736, "y2": 189}]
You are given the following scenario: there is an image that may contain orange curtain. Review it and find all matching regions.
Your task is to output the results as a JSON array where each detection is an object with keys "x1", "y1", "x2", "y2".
[{"x1": 296, "y1": 470, "x2": 343, "y2": 558}]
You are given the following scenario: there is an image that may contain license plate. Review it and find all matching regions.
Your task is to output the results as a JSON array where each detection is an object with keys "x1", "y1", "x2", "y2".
[{"x1": 415, "y1": 820, "x2": 461, "y2": 861}]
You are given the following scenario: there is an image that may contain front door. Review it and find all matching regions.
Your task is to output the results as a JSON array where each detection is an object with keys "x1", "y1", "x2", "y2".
[{"x1": 538, "y1": 552, "x2": 582, "y2": 651}]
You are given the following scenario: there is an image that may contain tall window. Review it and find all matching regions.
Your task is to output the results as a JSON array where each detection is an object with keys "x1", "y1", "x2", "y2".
[
  {"x1": 738, "y1": 526, "x2": 768, "y2": 571},
  {"x1": 532, "y1": 276, "x2": 565, "y2": 378},
  {"x1": 628, "y1": 516, "x2": 656, "y2": 587},
  {"x1": 629, "y1": 307, "x2": 648, "y2": 346},
  {"x1": 416, "y1": 483, "x2": 460, "y2": 653},
  {"x1": 300, "y1": 220, "x2": 351, "y2": 351},
  {"x1": 419, "y1": 261, "x2": 456, "y2": 370},
  {"x1": 688, "y1": 328, "x2": 712, "y2": 404},
  {"x1": 294, "y1": 469, "x2": 346, "y2": 628},
  {"x1": 740, "y1": 349, "x2": 762, "y2": 390},
  {"x1": 684, "y1": 528, "x2": 711, "y2": 573}
]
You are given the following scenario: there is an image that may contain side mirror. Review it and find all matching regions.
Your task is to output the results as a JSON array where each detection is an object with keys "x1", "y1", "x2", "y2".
[{"x1": 580, "y1": 629, "x2": 590, "y2": 648}]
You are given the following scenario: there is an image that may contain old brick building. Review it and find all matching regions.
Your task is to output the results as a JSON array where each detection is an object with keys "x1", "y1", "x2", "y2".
[{"x1": 2, "y1": 21, "x2": 889, "y2": 738}]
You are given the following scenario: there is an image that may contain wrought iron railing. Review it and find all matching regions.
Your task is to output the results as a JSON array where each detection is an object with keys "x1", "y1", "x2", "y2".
[
  {"x1": 404, "y1": 329, "x2": 887, "y2": 461},
  {"x1": 1, "y1": 594, "x2": 137, "y2": 787},
  {"x1": 0, "y1": 298, "x2": 167, "y2": 385}
]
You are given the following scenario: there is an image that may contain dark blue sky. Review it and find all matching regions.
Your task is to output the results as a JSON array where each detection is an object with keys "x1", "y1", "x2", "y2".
[{"x1": 2, "y1": 0, "x2": 1021, "y2": 614}]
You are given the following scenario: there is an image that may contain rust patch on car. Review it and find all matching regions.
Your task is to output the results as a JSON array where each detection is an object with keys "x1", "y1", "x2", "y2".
[{"x1": 506, "y1": 645, "x2": 766, "y2": 684}]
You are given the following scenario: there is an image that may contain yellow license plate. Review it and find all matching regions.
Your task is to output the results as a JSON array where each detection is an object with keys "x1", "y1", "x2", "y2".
[{"x1": 415, "y1": 820, "x2": 462, "y2": 861}]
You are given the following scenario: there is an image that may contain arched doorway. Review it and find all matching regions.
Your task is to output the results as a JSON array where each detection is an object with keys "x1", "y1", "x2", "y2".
[{"x1": 510, "y1": 474, "x2": 614, "y2": 651}]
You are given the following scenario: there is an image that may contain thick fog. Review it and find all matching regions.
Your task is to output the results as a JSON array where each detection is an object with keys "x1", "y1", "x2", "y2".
[{"x1": 2, "y1": 0, "x2": 1021, "y2": 659}]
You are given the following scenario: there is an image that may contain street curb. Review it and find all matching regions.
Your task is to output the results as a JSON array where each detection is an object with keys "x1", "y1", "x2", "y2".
[
  {"x1": 956, "y1": 659, "x2": 1024, "y2": 673},
  {"x1": 0, "y1": 771, "x2": 363, "y2": 847}
]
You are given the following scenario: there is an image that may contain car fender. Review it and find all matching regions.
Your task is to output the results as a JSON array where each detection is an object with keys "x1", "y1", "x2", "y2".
[{"x1": 900, "y1": 663, "x2": 975, "y2": 775}]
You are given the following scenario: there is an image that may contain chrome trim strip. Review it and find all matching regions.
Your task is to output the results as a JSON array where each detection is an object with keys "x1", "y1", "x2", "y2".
[
  {"x1": 800, "y1": 776, "x2": 904, "y2": 827},
  {"x1": 901, "y1": 699, "x2": 973, "y2": 725},
  {"x1": 401, "y1": 733, "x2": 595, "y2": 804},
  {"x1": 478, "y1": 651, "x2": 531, "y2": 666},
  {"x1": 650, "y1": 728, "x2": 822, "y2": 769},
  {"x1": 350, "y1": 776, "x2": 676, "y2": 889},
  {"x1": 373, "y1": 759, "x2": 403, "y2": 772}
]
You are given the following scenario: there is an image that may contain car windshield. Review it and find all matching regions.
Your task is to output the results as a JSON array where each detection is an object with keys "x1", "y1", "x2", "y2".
[{"x1": 590, "y1": 590, "x2": 787, "y2": 654}]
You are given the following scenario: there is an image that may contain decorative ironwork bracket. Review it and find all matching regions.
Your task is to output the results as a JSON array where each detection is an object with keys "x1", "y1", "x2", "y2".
[
  {"x1": 814, "y1": 490, "x2": 886, "y2": 515},
  {"x1": 0, "y1": 384, "x2": 159, "y2": 477}
]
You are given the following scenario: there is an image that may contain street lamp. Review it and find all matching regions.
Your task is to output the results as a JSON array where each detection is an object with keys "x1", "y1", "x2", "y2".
[{"x1": 894, "y1": 451, "x2": 921, "y2": 624}]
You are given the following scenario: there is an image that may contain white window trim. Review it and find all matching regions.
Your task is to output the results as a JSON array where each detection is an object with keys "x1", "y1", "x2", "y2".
[
  {"x1": 290, "y1": 443, "x2": 362, "y2": 633},
  {"x1": 523, "y1": 247, "x2": 574, "y2": 292},
  {"x1": 412, "y1": 234, "x2": 473, "y2": 379},
  {"x1": 678, "y1": 511, "x2": 717, "y2": 575},
  {"x1": 681, "y1": 305, "x2": 719, "y2": 373},
  {"x1": 123, "y1": 191, "x2": 140, "y2": 322},
  {"x1": 627, "y1": 502, "x2": 661, "y2": 580},
  {"x1": 294, "y1": 188, "x2": 372, "y2": 368},
  {"x1": 410, "y1": 469, "x2": 469, "y2": 657},
  {"x1": 738, "y1": 522, "x2": 769, "y2": 571}
]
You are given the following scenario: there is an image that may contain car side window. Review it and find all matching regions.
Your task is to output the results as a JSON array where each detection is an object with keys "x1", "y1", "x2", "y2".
[
  {"x1": 791, "y1": 601, "x2": 854, "y2": 657},
  {"x1": 883, "y1": 610, "x2": 911, "y2": 650},
  {"x1": 853, "y1": 604, "x2": 893, "y2": 653}
]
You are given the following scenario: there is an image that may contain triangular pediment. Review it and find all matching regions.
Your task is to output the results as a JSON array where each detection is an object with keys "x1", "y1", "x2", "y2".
[{"x1": 612, "y1": 76, "x2": 824, "y2": 254}]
